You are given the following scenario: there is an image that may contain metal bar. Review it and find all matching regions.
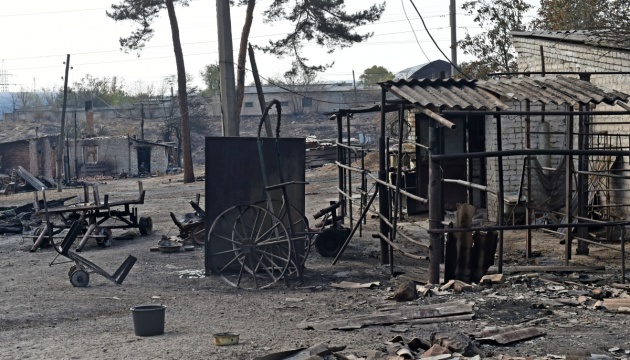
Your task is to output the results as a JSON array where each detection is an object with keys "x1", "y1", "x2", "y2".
[
  {"x1": 577, "y1": 98, "x2": 590, "y2": 256},
  {"x1": 375, "y1": 232, "x2": 429, "y2": 260},
  {"x1": 622, "y1": 226, "x2": 626, "y2": 284},
  {"x1": 337, "y1": 114, "x2": 345, "y2": 218},
  {"x1": 432, "y1": 149, "x2": 630, "y2": 160},
  {"x1": 496, "y1": 113, "x2": 505, "y2": 274},
  {"x1": 526, "y1": 101, "x2": 532, "y2": 260},
  {"x1": 428, "y1": 220, "x2": 630, "y2": 233},
  {"x1": 566, "y1": 109, "x2": 573, "y2": 264},
  {"x1": 428, "y1": 120, "x2": 443, "y2": 284},
  {"x1": 404, "y1": 140, "x2": 430, "y2": 151},
  {"x1": 347, "y1": 113, "x2": 353, "y2": 230},
  {"x1": 335, "y1": 161, "x2": 368, "y2": 175},
  {"x1": 442, "y1": 110, "x2": 630, "y2": 116},
  {"x1": 574, "y1": 170, "x2": 630, "y2": 180},
  {"x1": 335, "y1": 141, "x2": 366, "y2": 153},
  {"x1": 332, "y1": 188, "x2": 379, "y2": 265},
  {"x1": 378, "y1": 88, "x2": 390, "y2": 264},
  {"x1": 366, "y1": 173, "x2": 428, "y2": 203},
  {"x1": 442, "y1": 178, "x2": 495, "y2": 194}
]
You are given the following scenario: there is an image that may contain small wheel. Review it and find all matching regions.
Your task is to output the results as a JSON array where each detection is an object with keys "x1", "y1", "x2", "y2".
[
  {"x1": 207, "y1": 205, "x2": 292, "y2": 290},
  {"x1": 69, "y1": 269, "x2": 90, "y2": 287},
  {"x1": 314, "y1": 227, "x2": 349, "y2": 258},
  {"x1": 68, "y1": 265, "x2": 77, "y2": 277},
  {"x1": 95, "y1": 227, "x2": 113, "y2": 247},
  {"x1": 139, "y1": 217, "x2": 153, "y2": 235},
  {"x1": 190, "y1": 223, "x2": 205, "y2": 246}
]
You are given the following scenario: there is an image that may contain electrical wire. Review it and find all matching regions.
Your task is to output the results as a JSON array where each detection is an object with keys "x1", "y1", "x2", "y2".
[{"x1": 408, "y1": 0, "x2": 471, "y2": 79}]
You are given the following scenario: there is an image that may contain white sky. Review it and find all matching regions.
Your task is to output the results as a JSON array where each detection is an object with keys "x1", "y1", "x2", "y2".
[{"x1": 0, "y1": 0, "x2": 540, "y2": 93}]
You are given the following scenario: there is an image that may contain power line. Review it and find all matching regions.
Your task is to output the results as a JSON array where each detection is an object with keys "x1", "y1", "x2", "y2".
[
  {"x1": 400, "y1": 0, "x2": 443, "y2": 75},
  {"x1": 408, "y1": 0, "x2": 471, "y2": 79}
]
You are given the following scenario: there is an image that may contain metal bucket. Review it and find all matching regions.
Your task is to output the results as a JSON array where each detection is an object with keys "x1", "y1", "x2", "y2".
[{"x1": 130, "y1": 304, "x2": 166, "y2": 336}]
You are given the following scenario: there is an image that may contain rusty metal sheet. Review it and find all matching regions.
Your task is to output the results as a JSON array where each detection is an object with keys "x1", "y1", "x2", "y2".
[{"x1": 478, "y1": 327, "x2": 545, "y2": 344}]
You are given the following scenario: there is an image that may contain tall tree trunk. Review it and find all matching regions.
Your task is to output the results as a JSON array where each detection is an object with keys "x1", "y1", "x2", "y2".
[
  {"x1": 234, "y1": 0, "x2": 257, "y2": 120},
  {"x1": 165, "y1": 0, "x2": 194, "y2": 183}
]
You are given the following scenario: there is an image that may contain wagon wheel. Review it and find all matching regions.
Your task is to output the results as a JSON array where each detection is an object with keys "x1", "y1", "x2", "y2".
[
  {"x1": 190, "y1": 223, "x2": 206, "y2": 246},
  {"x1": 69, "y1": 269, "x2": 90, "y2": 287},
  {"x1": 139, "y1": 217, "x2": 153, "y2": 235},
  {"x1": 95, "y1": 227, "x2": 113, "y2": 248},
  {"x1": 255, "y1": 200, "x2": 312, "y2": 276},
  {"x1": 207, "y1": 205, "x2": 292, "y2": 290}
]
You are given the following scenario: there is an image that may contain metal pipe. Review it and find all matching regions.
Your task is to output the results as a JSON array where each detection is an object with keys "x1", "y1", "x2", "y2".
[
  {"x1": 565, "y1": 109, "x2": 573, "y2": 264},
  {"x1": 577, "y1": 99, "x2": 589, "y2": 256},
  {"x1": 442, "y1": 178, "x2": 495, "y2": 194},
  {"x1": 367, "y1": 173, "x2": 428, "y2": 203},
  {"x1": 432, "y1": 149, "x2": 630, "y2": 160},
  {"x1": 496, "y1": 113, "x2": 505, "y2": 274},
  {"x1": 378, "y1": 88, "x2": 390, "y2": 264},
  {"x1": 526, "y1": 100, "x2": 532, "y2": 260},
  {"x1": 442, "y1": 110, "x2": 630, "y2": 116},
  {"x1": 622, "y1": 226, "x2": 626, "y2": 284},
  {"x1": 375, "y1": 232, "x2": 429, "y2": 260},
  {"x1": 426, "y1": 220, "x2": 630, "y2": 233},
  {"x1": 428, "y1": 120, "x2": 443, "y2": 284}
]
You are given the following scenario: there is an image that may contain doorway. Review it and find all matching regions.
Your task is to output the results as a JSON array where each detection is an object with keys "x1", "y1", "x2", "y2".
[{"x1": 137, "y1": 147, "x2": 151, "y2": 175}]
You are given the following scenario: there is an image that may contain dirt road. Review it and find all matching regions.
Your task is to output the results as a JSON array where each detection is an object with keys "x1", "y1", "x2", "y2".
[{"x1": 1, "y1": 165, "x2": 629, "y2": 359}]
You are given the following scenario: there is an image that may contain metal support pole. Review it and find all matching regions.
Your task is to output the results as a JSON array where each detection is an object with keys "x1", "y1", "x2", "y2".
[
  {"x1": 56, "y1": 54, "x2": 70, "y2": 191},
  {"x1": 347, "y1": 113, "x2": 353, "y2": 227},
  {"x1": 526, "y1": 101, "x2": 532, "y2": 260},
  {"x1": 449, "y1": 0, "x2": 458, "y2": 76},
  {"x1": 378, "y1": 89, "x2": 391, "y2": 264},
  {"x1": 428, "y1": 119, "x2": 443, "y2": 284},
  {"x1": 621, "y1": 226, "x2": 626, "y2": 284},
  {"x1": 577, "y1": 101, "x2": 590, "y2": 255},
  {"x1": 337, "y1": 114, "x2": 346, "y2": 218},
  {"x1": 565, "y1": 109, "x2": 574, "y2": 264},
  {"x1": 496, "y1": 113, "x2": 505, "y2": 274},
  {"x1": 74, "y1": 110, "x2": 78, "y2": 179}
]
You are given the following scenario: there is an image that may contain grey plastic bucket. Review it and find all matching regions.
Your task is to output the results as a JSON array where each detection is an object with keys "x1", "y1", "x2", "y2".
[{"x1": 130, "y1": 304, "x2": 166, "y2": 336}]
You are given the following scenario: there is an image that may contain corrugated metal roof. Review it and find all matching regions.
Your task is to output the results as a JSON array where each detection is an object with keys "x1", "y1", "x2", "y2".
[
  {"x1": 380, "y1": 76, "x2": 629, "y2": 110},
  {"x1": 379, "y1": 78, "x2": 510, "y2": 110},
  {"x1": 478, "y1": 76, "x2": 629, "y2": 106},
  {"x1": 511, "y1": 30, "x2": 630, "y2": 51}
]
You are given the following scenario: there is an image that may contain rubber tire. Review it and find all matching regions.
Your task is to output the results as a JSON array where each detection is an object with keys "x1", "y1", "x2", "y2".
[
  {"x1": 95, "y1": 227, "x2": 113, "y2": 247},
  {"x1": 190, "y1": 223, "x2": 205, "y2": 246},
  {"x1": 314, "y1": 227, "x2": 350, "y2": 258},
  {"x1": 139, "y1": 217, "x2": 153, "y2": 236},
  {"x1": 69, "y1": 269, "x2": 90, "y2": 287},
  {"x1": 32, "y1": 226, "x2": 51, "y2": 248}
]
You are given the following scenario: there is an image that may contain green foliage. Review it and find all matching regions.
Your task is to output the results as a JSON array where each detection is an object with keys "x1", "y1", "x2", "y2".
[
  {"x1": 458, "y1": 0, "x2": 531, "y2": 77},
  {"x1": 69, "y1": 74, "x2": 129, "y2": 107},
  {"x1": 106, "y1": 0, "x2": 190, "y2": 52},
  {"x1": 200, "y1": 63, "x2": 220, "y2": 97},
  {"x1": 359, "y1": 65, "x2": 393, "y2": 85},
  {"x1": 530, "y1": 0, "x2": 604, "y2": 30},
  {"x1": 254, "y1": 0, "x2": 386, "y2": 76},
  {"x1": 530, "y1": 0, "x2": 630, "y2": 49}
]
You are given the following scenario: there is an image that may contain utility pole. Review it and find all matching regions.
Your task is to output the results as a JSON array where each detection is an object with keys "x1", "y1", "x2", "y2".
[
  {"x1": 216, "y1": 0, "x2": 238, "y2": 136},
  {"x1": 57, "y1": 54, "x2": 70, "y2": 192},
  {"x1": 449, "y1": 0, "x2": 458, "y2": 77},
  {"x1": 141, "y1": 103, "x2": 145, "y2": 140}
]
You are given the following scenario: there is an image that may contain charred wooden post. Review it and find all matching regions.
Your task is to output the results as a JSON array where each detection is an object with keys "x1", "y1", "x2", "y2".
[
  {"x1": 429, "y1": 119, "x2": 443, "y2": 284},
  {"x1": 526, "y1": 100, "x2": 532, "y2": 260},
  {"x1": 378, "y1": 88, "x2": 390, "y2": 264}
]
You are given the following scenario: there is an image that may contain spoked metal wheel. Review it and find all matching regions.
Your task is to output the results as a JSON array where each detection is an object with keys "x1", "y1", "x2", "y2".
[
  {"x1": 256, "y1": 200, "x2": 313, "y2": 278},
  {"x1": 207, "y1": 205, "x2": 292, "y2": 289}
]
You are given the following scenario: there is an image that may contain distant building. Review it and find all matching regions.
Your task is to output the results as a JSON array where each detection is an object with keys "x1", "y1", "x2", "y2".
[
  {"x1": 239, "y1": 83, "x2": 380, "y2": 116},
  {"x1": 393, "y1": 60, "x2": 452, "y2": 81}
]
